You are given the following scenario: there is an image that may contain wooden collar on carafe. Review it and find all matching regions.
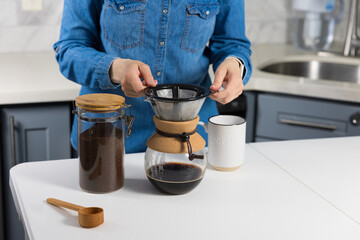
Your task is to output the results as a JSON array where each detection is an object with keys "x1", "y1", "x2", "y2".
[
  {"x1": 153, "y1": 115, "x2": 200, "y2": 133},
  {"x1": 152, "y1": 115, "x2": 204, "y2": 160}
]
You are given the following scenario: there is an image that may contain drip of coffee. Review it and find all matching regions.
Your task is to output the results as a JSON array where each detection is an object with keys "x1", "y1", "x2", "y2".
[
  {"x1": 79, "y1": 122, "x2": 124, "y2": 193},
  {"x1": 146, "y1": 163, "x2": 203, "y2": 195}
]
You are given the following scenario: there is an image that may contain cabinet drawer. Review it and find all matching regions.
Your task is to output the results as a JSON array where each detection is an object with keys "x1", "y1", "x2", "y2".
[{"x1": 256, "y1": 94, "x2": 360, "y2": 140}]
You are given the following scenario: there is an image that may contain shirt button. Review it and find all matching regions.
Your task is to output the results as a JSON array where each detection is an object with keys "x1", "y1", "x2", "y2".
[
  {"x1": 157, "y1": 72, "x2": 161, "y2": 76},
  {"x1": 160, "y1": 41, "x2": 165, "y2": 46},
  {"x1": 162, "y1": 9, "x2": 168, "y2": 14},
  {"x1": 205, "y1": 10, "x2": 210, "y2": 15},
  {"x1": 120, "y1": 6, "x2": 125, "y2": 10}
]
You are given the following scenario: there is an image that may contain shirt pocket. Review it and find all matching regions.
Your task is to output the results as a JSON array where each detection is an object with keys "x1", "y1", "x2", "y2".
[
  {"x1": 103, "y1": 0, "x2": 146, "y2": 50},
  {"x1": 181, "y1": 3, "x2": 220, "y2": 53}
]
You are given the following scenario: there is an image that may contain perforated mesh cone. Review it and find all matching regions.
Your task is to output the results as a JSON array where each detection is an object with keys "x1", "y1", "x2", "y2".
[{"x1": 144, "y1": 84, "x2": 210, "y2": 121}]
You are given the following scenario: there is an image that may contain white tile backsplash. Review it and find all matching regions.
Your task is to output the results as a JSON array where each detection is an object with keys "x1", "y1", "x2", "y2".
[
  {"x1": 0, "y1": 1, "x2": 18, "y2": 26},
  {"x1": 0, "y1": 25, "x2": 60, "y2": 52},
  {"x1": 0, "y1": 0, "x2": 62, "y2": 53},
  {"x1": 245, "y1": 0, "x2": 290, "y2": 22},
  {"x1": 247, "y1": 20, "x2": 290, "y2": 44},
  {"x1": 15, "y1": 0, "x2": 63, "y2": 25},
  {"x1": 245, "y1": 0, "x2": 291, "y2": 44},
  {"x1": 0, "y1": 0, "x2": 353, "y2": 52}
]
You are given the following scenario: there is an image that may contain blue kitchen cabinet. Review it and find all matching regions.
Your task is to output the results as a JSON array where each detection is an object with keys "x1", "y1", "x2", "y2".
[
  {"x1": 255, "y1": 93, "x2": 360, "y2": 141},
  {"x1": 1, "y1": 103, "x2": 71, "y2": 240}
]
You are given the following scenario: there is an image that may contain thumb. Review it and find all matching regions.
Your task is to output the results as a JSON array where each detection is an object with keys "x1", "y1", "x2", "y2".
[
  {"x1": 211, "y1": 67, "x2": 227, "y2": 92},
  {"x1": 138, "y1": 63, "x2": 157, "y2": 87}
]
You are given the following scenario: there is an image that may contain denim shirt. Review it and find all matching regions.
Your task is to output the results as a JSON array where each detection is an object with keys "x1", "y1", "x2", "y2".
[{"x1": 54, "y1": 0, "x2": 252, "y2": 153}]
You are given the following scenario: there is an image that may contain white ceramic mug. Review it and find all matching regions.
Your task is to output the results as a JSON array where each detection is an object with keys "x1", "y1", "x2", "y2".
[{"x1": 199, "y1": 115, "x2": 246, "y2": 171}]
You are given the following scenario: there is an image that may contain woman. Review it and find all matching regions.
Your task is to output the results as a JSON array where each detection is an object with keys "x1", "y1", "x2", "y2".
[{"x1": 54, "y1": 0, "x2": 252, "y2": 153}]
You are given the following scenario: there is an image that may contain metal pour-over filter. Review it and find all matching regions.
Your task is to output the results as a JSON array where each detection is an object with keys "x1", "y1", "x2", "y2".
[{"x1": 144, "y1": 84, "x2": 210, "y2": 121}]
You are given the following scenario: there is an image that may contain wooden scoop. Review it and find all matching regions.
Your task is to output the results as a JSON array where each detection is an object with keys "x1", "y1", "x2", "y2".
[{"x1": 47, "y1": 198, "x2": 104, "y2": 228}]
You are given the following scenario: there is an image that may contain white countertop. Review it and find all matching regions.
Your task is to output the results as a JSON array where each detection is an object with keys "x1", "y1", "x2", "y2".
[
  {"x1": 251, "y1": 136, "x2": 360, "y2": 225},
  {"x1": 1, "y1": 44, "x2": 360, "y2": 105},
  {"x1": 0, "y1": 52, "x2": 80, "y2": 105},
  {"x1": 10, "y1": 137, "x2": 360, "y2": 240}
]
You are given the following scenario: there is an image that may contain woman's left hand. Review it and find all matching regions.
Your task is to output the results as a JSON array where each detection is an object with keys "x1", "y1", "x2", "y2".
[{"x1": 209, "y1": 58, "x2": 244, "y2": 105}]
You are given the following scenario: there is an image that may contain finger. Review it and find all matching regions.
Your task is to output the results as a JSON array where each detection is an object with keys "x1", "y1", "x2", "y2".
[
  {"x1": 210, "y1": 76, "x2": 243, "y2": 104},
  {"x1": 122, "y1": 82, "x2": 141, "y2": 98},
  {"x1": 121, "y1": 84, "x2": 138, "y2": 97},
  {"x1": 142, "y1": 79, "x2": 158, "y2": 86},
  {"x1": 209, "y1": 89, "x2": 231, "y2": 104},
  {"x1": 129, "y1": 73, "x2": 146, "y2": 96},
  {"x1": 210, "y1": 91, "x2": 240, "y2": 105},
  {"x1": 210, "y1": 67, "x2": 227, "y2": 92},
  {"x1": 138, "y1": 63, "x2": 157, "y2": 87},
  {"x1": 124, "y1": 91, "x2": 141, "y2": 98}
]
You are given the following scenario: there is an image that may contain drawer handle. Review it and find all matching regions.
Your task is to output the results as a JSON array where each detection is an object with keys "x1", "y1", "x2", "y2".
[
  {"x1": 9, "y1": 116, "x2": 17, "y2": 167},
  {"x1": 280, "y1": 119, "x2": 337, "y2": 131}
]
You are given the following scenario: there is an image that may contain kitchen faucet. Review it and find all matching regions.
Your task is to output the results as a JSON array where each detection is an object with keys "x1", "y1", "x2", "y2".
[{"x1": 343, "y1": 0, "x2": 360, "y2": 56}]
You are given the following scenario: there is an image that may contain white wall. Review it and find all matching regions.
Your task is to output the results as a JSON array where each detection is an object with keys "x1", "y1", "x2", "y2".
[{"x1": 0, "y1": 0, "x2": 352, "y2": 53}]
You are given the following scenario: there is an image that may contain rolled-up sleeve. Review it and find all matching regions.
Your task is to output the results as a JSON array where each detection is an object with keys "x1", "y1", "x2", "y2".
[
  {"x1": 209, "y1": 0, "x2": 252, "y2": 85},
  {"x1": 54, "y1": 0, "x2": 120, "y2": 90}
]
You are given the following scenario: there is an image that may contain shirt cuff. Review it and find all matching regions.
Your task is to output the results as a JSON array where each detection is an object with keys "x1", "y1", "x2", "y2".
[
  {"x1": 225, "y1": 56, "x2": 246, "y2": 79},
  {"x1": 96, "y1": 55, "x2": 122, "y2": 90}
]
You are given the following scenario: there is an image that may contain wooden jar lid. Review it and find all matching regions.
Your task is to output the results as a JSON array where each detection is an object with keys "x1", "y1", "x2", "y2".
[
  {"x1": 147, "y1": 116, "x2": 206, "y2": 154},
  {"x1": 75, "y1": 94, "x2": 125, "y2": 112}
]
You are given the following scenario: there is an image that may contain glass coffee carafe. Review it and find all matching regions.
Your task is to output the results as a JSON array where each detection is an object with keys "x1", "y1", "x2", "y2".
[{"x1": 144, "y1": 84, "x2": 210, "y2": 194}]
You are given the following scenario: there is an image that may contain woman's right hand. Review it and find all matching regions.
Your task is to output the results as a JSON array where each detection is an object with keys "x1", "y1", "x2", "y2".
[{"x1": 110, "y1": 58, "x2": 157, "y2": 97}]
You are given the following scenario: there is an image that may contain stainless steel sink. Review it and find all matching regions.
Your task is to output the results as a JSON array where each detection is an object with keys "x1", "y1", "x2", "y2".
[{"x1": 260, "y1": 61, "x2": 360, "y2": 84}]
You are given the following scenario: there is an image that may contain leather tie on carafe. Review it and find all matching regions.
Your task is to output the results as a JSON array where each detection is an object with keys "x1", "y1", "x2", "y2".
[{"x1": 155, "y1": 128, "x2": 204, "y2": 160}]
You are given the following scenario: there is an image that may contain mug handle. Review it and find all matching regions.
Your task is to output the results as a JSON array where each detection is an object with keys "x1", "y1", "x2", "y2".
[{"x1": 197, "y1": 121, "x2": 208, "y2": 133}]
